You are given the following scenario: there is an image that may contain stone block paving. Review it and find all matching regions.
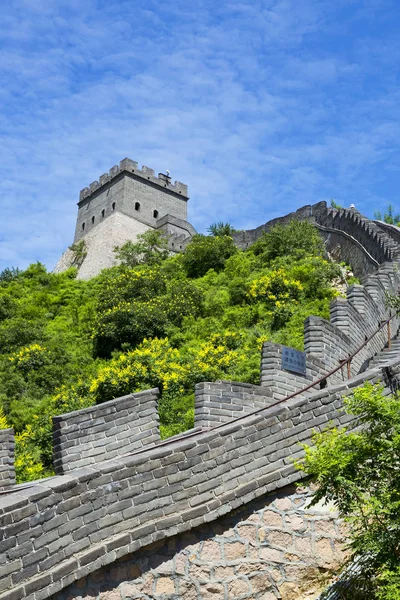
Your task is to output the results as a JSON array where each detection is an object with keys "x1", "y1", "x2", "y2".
[{"x1": 56, "y1": 485, "x2": 348, "y2": 600}]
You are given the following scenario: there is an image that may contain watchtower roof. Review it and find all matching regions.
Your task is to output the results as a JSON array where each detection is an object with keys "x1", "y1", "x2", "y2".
[{"x1": 78, "y1": 158, "x2": 189, "y2": 205}]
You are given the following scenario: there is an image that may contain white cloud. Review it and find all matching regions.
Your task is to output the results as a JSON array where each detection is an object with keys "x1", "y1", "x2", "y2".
[{"x1": 1, "y1": 0, "x2": 400, "y2": 270}]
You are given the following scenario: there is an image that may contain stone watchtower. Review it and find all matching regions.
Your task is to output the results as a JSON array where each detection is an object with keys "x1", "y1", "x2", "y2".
[{"x1": 54, "y1": 158, "x2": 196, "y2": 279}]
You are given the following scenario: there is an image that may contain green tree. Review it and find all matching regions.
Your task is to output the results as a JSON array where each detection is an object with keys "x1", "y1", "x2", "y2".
[
  {"x1": 207, "y1": 222, "x2": 236, "y2": 236},
  {"x1": 374, "y1": 204, "x2": 400, "y2": 226},
  {"x1": 69, "y1": 240, "x2": 87, "y2": 267},
  {"x1": 114, "y1": 230, "x2": 169, "y2": 267},
  {"x1": 301, "y1": 383, "x2": 400, "y2": 598},
  {"x1": 251, "y1": 220, "x2": 325, "y2": 263},
  {"x1": 330, "y1": 199, "x2": 342, "y2": 210},
  {"x1": 0, "y1": 267, "x2": 21, "y2": 284},
  {"x1": 182, "y1": 234, "x2": 238, "y2": 278}
]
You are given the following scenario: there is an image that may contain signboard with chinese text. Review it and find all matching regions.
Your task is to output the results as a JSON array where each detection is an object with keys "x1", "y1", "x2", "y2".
[{"x1": 281, "y1": 346, "x2": 307, "y2": 376}]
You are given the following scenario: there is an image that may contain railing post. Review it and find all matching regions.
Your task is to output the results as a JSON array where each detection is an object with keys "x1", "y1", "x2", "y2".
[{"x1": 347, "y1": 359, "x2": 351, "y2": 379}]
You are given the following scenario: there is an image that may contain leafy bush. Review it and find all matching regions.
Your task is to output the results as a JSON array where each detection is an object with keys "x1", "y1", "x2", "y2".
[
  {"x1": 207, "y1": 222, "x2": 236, "y2": 236},
  {"x1": 251, "y1": 220, "x2": 325, "y2": 263},
  {"x1": 300, "y1": 383, "x2": 400, "y2": 597},
  {"x1": 182, "y1": 234, "x2": 238, "y2": 278},
  {"x1": 114, "y1": 230, "x2": 169, "y2": 267}
]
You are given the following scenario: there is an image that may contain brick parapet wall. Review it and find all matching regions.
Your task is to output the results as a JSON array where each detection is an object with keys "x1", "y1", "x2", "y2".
[
  {"x1": 260, "y1": 343, "x2": 342, "y2": 399},
  {"x1": 303, "y1": 260, "x2": 400, "y2": 376},
  {"x1": 52, "y1": 389, "x2": 160, "y2": 475},
  {"x1": 1, "y1": 362, "x2": 400, "y2": 600},
  {"x1": 373, "y1": 220, "x2": 400, "y2": 246},
  {"x1": 194, "y1": 381, "x2": 275, "y2": 428},
  {"x1": 321, "y1": 208, "x2": 398, "y2": 263},
  {"x1": 0, "y1": 429, "x2": 15, "y2": 490},
  {"x1": 79, "y1": 158, "x2": 188, "y2": 203}
]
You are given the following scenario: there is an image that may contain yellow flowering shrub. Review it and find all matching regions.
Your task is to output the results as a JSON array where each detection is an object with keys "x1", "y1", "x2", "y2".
[
  {"x1": 0, "y1": 408, "x2": 45, "y2": 482},
  {"x1": 90, "y1": 333, "x2": 248, "y2": 404},
  {"x1": 247, "y1": 269, "x2": 303, "y2": 305},
  {"x1": 14, "y1": 426, "x2": 45, "y2": 483},
  {"x1": 0, "y1": 408, "x2": 9, "y2": 429},
  {"x1": 9, "y1": 343, "x2": 48, "y2": 372},
  {"x1": 247, "y1": 269, "x2": 304, "y2": 329}
]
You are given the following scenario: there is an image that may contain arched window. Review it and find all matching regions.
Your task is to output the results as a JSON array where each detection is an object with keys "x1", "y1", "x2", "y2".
[
  {"x1": 112, "y1": 202, "x2": 116, "y2": 211},
  {"x1": 101, "y1": 209, "x2": 105, "y2": 218},
  {"x1": 91, "y1": 216, "x2": 95, "y2": 224},
  {"x1": 135, "y1": 202, "x2": 140, "y2": 211},
  {"x1": 153, "y1": 209, "x2": 159, "y2": 218},
  {"x1": 82, "y1": 223, "x2": 85, "y2": 231}
]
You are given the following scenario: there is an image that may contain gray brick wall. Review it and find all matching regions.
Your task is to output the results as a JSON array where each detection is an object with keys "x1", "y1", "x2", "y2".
[
  {"x1": 194, "y1": 380, "x2": 275, "y2": 428},
  {"x1": 56, "y1": 482, "x2": 349, "y2": 600},
  {"x1": 303, "y1": 261, "x2": 400, "y2": 377},
  {"x1": 260, "y1": 342, "x2": 343, "y2": 398},
  {"x1": 0, "y1": 429, "x2": 15, "y2": 490},
  {"x1": 1, "y1": 362, "x2": 399, "y2": 600},
  {"x1": 52, "y1": 389, "x2": 160, "y2": 474}
]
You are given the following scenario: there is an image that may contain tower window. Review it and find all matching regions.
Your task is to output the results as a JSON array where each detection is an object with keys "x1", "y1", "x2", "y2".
[
  {"x1": 101, "y1": 209, "x2": 105, "y2": 218},
  {"x1": 135, "y1": 202, "x2": 140, "y2": 211},
  {"x1": 82, "y1": 223, "x2": 85, "y2": 231},
  {"x1": 112, "y1": 202, "x2": 116, "y2": 211},
  {"x1": 91, "y1": 216, "x2": 95, "y2": 224},
  {"x1": 153, "y1": 209, "x2": 159, "y2": 218}
]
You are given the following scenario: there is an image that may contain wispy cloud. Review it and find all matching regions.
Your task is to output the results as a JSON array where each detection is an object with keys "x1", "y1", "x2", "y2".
[{"x1": 1, "y1": 0, "x2": 400, "y2": 270}]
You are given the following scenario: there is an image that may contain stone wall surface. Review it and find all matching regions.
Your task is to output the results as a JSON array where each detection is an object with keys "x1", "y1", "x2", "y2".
[
  {"x1": 55, "y1": 484, "x2": 348, "y2": 600},
  {"x1": 194, "y1": 381, "x2": 275, "y2": 429},
  {"x1": 54, "y1": 212, "x2": 151, "y2": 279},
  {"x1": 260, "y1": 344, "x2": 342, "y2": 399},
  {"x1": 1, "y1": 362, "x2": 399, "y2": 600},
  {"x1": 52, "y1": 390, "x2": 160, "y2": 475},
  {"x1": 74, "y1": 176, "x2": 126, "y2": 244},
  {"x1": 316, "y1": 226, "x2": 379, "y2": 278},
  {"x1": 121, "y1": 176, "x2": 188, "y2": 228},
  {"x1": 321, "y1": 208, "x2": 398, "y2": 264},
  {"x1": 0, "y1": 429, "x2": 15, "y2": 490}
]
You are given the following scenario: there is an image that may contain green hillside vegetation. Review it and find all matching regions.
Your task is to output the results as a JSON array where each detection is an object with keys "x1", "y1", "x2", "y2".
[{"x1": 0, "y1": 221, "x2": 343, "y2": 482}]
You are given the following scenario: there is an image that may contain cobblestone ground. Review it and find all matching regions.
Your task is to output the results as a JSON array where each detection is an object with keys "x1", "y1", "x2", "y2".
[{"x1": 57, "y1": 485, "x2": 348, "y2": 600}]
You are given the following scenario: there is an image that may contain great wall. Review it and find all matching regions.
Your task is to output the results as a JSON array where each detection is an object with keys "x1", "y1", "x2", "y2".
[{"x1": 2, "y1": 199, "x2": 400, "y2": 600}]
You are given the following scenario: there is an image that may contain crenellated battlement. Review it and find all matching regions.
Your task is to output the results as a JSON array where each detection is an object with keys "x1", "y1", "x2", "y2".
[
  {"x1": 233, "y1": 201, "x2": 400, "y2": 278},
  {"x1": 78, "y1": 158, "x2": 188, "y2": 203}
]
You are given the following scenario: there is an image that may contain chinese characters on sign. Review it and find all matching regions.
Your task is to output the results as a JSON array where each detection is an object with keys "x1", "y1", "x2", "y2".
[{"x1": 281, "y1": 346, "x2": 307, "y2": 376}]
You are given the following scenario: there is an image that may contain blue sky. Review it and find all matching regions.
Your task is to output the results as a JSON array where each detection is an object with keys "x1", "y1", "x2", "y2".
[{"x1": 1, "y1": 0, "x2": 400, "y2": 271}]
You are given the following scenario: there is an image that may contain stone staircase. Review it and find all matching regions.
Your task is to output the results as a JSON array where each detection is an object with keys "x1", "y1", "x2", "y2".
[{"x1": 368, "y1": 336, "x2": 400, "y2": 369}]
